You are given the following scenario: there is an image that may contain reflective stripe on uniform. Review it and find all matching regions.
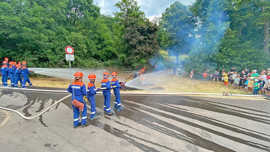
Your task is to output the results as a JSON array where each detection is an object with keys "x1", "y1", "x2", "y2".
[
  {"x1": 114, "y1": 102, "x2": 121, "y2": 106},
  {"x1": 105, "y1": 108, "x2": 111, "y2": 111},
  {"x1": 74, "y1": 118, "x2": 79, "y2": 122},
  {"x1": 82, "y1": 116, "x2": 87, "y2": 120},
  {"x1": 72, "y1": 86, "x2": 81, "y2": 89},
  {"x1": 91, "y1": 112, "x2": 96, "y2": 114}
]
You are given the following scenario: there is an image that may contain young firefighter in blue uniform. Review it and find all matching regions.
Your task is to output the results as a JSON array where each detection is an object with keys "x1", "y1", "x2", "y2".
[
  {"x1": 11, "y1": 62, "x2": 16, "y2": 87},
  {"x1": 4, "y1": 58, "x2": 9, "y2": 80},
  {"x1": 21, "y1": 61, "x2": 32, "y2": 88},
  {"x1": 4, "y1": 57, "x2": 9, "y2": 65},
  {"x1": 67, "y1": 72, "x2": 88, "y2": 128},
  {"x1": 101, "y1": 72, "x2": 113, "y2": 116},
  {"x1": 7, "y1": 62, "x2": 11, "y2": 82},
  {"x1": 8, "y1": 62, "x2": 14, "y2": 86},
  {"x1": 1, "y1": 61, "x2": 8, "y2": 87},
  {"x1": 14, "y1": 63, "x2": 22, "y2": 87},
  {"x1": 111, "y1": 72, "x2": 123, "y2": 112},
  {"x1": 87, "y1": 74, "x2": 97, "y2": 120}
]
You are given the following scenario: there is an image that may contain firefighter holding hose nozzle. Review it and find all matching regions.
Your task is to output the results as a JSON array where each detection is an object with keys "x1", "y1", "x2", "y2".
[
  {"x1": 67, "y1": 72, "x2": 88, "y2": 128},
  {"x1": 111, "y1": 72, "x2": 123, "y2": 112}
]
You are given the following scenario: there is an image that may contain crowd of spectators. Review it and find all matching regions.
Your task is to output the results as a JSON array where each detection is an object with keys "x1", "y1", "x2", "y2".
[{"x1": 191, "y1": 68, "x2": 270, "y2": 95}]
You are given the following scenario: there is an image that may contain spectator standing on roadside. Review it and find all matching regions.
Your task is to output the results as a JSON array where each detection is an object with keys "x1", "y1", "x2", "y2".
[
  {"x1": 267, "y1": 72, "x2": 270, "y2": 80},
  {"x1": 232, "y1": 72, "x2": 237, "y2": 85},
  {"x1": 213, "y1": 70, "x2": 219, "y2": 81},
  {"x1": 189, "y1": 70, "x2": 194, "y2": 79},
  {"x1": 224, "y1": 73, "x2": 229, "y2": 86},
  {"x1": 222, "y1": 71, "x2": 226, "y2": 82},
  {"x1": 240, "y1": 70, "x2": 246, "y2": 87},
  {"x1": 233, "y1": 74, "x2": 240, "y2": 89},
  {"x1": 245, "y1": 68, "x2": 249, "y2": 75},
  {"x1": 251, "y1": 69, "x2": 259, "y2": 78},
  {"x1": 265, "y1": 78, "x2": 270, "y2": 95},
  {"x1": 258, "y1": 77, "x2": 265, "y2": 94},
  {"x1": 260, "y1": 70, "x2": 267, "y2": 83},
  {"x1": 253, "y1": 79, "x2": 259, "y2": 95},
  {"x1": 266, "y1": 72, "x2": 270, "y2": 93},
  {"x1": 228, "y1": 71, "x2": 233, "y2": 84},
  {"x1": 248, "y1": 78, "x2": 253, "y2": 92},
  {"x1": 220, "y1": 69, "x2": 225, "y2": 81},
  {"x1": 244, "y1": 78, "x2": 248, "y2": 89},
  {"x1": 202, "y1": 71, "x2": 208, "y2": 80}
]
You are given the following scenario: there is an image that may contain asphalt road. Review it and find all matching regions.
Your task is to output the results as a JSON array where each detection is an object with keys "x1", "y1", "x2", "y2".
[{"x1": 0, "y1": 88, "x2": 270, "y2": 152}]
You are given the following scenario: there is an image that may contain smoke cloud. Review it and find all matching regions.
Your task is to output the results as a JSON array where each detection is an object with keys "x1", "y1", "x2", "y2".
[{"x1": 155, "y1": 0, "x2": 230, "y2": 73}]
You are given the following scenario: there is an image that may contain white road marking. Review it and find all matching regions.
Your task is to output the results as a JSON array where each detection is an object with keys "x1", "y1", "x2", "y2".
[{"x1": 0, "y1": 86, "x2": 261, "y2": 97}]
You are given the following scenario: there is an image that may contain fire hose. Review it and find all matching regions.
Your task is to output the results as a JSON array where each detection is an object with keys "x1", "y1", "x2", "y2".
[{"x1": 0, "y1": 93, "x2": 71, "y2": 120}]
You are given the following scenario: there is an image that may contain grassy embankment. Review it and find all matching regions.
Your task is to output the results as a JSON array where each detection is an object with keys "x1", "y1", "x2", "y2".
[{"x1": 151, "y1": 76, "x2": 247, "y2": 94}]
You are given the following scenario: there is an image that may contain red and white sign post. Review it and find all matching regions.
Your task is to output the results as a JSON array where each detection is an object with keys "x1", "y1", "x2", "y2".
[{"x1": 65, "y1": 46, "x2": 74, "y2": 68}]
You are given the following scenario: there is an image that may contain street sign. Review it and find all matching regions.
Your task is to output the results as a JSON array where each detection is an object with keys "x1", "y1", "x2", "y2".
[
  {"x1": 65, "y1": 46, "x2": 74, "y2": 68},
  {"x1": 65, "y1": 54, "x2": 74, "y2": 61},
  {"x1": 65, "y1": 46, "x2": 74, "y2": 54}
]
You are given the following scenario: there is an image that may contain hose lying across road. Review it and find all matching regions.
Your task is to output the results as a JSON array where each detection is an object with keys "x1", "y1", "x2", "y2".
[{"x1": 0, "y1": 87, "x2": 71, "y2": 120}]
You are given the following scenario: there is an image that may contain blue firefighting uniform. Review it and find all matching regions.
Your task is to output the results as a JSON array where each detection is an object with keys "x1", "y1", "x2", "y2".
[
  {"x1": 87, "y1": 82, "x2": 96, "y2": 119},
  {"x1": 7, "y1": 66, "x2": 11, "y2": 81},
  {"x1": 67, "y1": 82, "x2": 87, "y2": 127},
  {"x1": 22, "y1": 67, "x2": 32, "y2": 88},
  {"x1": 14, "y1": 67, "x2": 22, "y2": 87},
  {"x1": 111, "y1": 78, "x2": 122, "y2": 111},
  {"x1": 1, "y1": 65, "x2": 8, "y2": 86},
  {"x1": 8, "y1": 66, "x2": 15, "y2": 87},
  {"x1": 11, "y1": 65, "x2": 16, "y2": 87},
  {"x1": 101, "y1": 79, "x2": 112, "y2": 114}
]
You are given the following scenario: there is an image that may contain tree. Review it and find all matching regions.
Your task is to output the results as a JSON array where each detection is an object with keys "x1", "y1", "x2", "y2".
[
  {"x1": 183, "y1": 0, "x2": 230, "y2": 72},
  {"x1": 212, "y1": 0, "x2": 270, "y2": 70},
  {"x1": 115, "y1": 0, "x2": 160, "y2": 68},
  {"x1": 232, "y1": 0, "x2": 270, "y2": 54},
  {"x1": 0, "y1": 0, "x2": 120, "y2": 68},
  {"x1": 160, "y1": 2, "x2": 195, "y2": 65},
  {"x1": 213, "y1": 29, "x2": 267, "y2": 70}
]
